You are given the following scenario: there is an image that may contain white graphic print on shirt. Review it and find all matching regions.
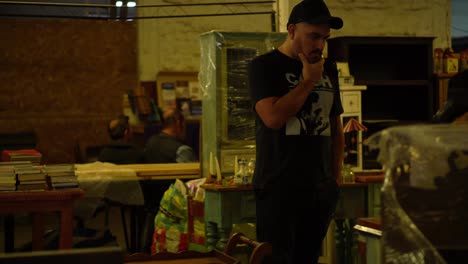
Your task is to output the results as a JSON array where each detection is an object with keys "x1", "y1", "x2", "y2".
[{"x1": 285, "y1": 73, "x2": 334, "y2": 136}]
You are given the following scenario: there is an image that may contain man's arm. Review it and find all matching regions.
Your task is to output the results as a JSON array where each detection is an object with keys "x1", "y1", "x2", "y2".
[
  {"x1": 255, "y1": 79, "x2": 315, "y2": 129},
  {"x1": 255, "y1": 53, "x2": 324, "y2": 129},
  {"x1": 330, "y1": 115, "x2": 344, "y2": 182}
]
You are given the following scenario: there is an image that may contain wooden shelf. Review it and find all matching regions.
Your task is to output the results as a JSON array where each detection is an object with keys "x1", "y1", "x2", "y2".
[
  {"x1": 355, "y1": 79, "x2": 430, "y2": 86},
  {"x1": 328, "y1": 36, "x2": 435, "y2": 169},
  {"x1": 435, "y1": 72, "x2": 457, "y2": 78}
]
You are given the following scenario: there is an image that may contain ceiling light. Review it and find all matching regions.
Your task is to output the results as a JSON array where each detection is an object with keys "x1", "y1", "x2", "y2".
[
  {"x1": 115, "y1": 1, "x2": 123, "y2": 7},
  {"x1": 127, "y1": 1, "x2": 136, "y2": 7}
]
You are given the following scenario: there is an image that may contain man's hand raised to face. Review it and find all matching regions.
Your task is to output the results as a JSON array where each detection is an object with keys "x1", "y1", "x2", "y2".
[{"x1": 298, "y1": 53, "x2": 324, "y2": 87}]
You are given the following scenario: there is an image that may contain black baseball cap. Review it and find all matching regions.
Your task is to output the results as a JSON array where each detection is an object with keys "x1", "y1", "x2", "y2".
[{"x1": 287, "y1": 0, "x2": 343, "y2": 29}]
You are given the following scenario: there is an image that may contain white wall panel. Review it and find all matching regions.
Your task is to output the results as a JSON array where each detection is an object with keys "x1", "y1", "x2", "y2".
[
  {"x1": 138, "y1": 0, "x2": 451, "y2": 81},
  {"x1": 137, "y1": 1, "x2": 272, "y2": 80}
]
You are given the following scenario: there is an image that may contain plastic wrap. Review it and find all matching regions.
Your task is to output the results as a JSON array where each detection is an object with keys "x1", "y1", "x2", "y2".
[
  {"x1": 198, "y1": 31, "x2": 286, "y2": 176},
  {"x1": 368, "y1": 124, "x2": 468, "y2": 263},
  {"x1": 75, "y1": 162, "x2": 144, "y2": 219}
]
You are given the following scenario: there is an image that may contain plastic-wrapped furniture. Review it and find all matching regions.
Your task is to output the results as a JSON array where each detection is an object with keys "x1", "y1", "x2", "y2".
[{"x1": 369, "y1": 124, "x2": 468, "y2": 263}]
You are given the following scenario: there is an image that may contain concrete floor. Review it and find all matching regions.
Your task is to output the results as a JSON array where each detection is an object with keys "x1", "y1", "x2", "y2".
[{"x1": 0, "y1": 205, "x2": 131, "y2": 253}]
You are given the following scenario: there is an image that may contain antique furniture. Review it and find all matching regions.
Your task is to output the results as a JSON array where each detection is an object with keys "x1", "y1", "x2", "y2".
[
  {"x1": 75, "y1": 162, "x2": 200, "y2": 252},
  {"x1": 354, "y1": 217, "x2": 382, "y2": 264},
  {"x1": 369, "y1": 124, "x2": 468, "y2": 263},
  {"x1": 0, "y1": 246, "x2": 124, "y2": 264},
  {"x1": 327, "y1": 36, "x2": 435, "y2": 169},
  {"x1": 201, "y1": 181, "x2": 380, "y2": 263},
  {"x1": 0, "y1": 188, "x2": 84, "y2": 251},
  {"x1": 125, "y1": 250, "x2": 239, "y2": 264},
  {"x1": 199, "y1": 31, "x2": 286, "y2": 176},
  {"x1": 340, "y1": 85, "x2": 367, "y2": 169},
  {"x1": 224, "y1": 232, "x2": 271, "y2": 264}
]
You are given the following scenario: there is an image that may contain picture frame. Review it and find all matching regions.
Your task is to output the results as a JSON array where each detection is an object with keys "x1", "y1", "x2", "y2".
[{"x1": 156, "y1": 71, "x2": 201, "y2": 118}]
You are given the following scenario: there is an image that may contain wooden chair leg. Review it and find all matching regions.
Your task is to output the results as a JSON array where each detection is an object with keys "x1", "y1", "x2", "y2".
[
  {"x1": 120, "y1": 206, "x2": 130, "y2": 250},
  {"x1": 224, "y1": 232, "x2": 272, "y2": 264}
]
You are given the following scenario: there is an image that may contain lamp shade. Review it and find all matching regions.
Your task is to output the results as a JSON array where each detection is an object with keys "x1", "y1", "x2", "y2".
[{"x1": 344, "y1": 118, "x2": 367, "y2": 133}]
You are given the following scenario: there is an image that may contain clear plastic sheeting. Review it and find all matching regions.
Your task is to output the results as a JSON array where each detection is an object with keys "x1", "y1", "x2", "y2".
[
  {"x1": 199, "y1": 31, "x2": 285, "y2": 143},
  {"x1": 198, "y1": 31, "x2": 286, "y2": 176},
  {"x1": 368, "y1": 124, "x2": 468, "y2": 264},
  {"x1": 74, "y1": 162, "x2": 144, "y2": 219}
]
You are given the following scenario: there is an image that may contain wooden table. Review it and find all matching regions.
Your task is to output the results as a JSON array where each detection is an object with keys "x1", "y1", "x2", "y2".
[
  {"x1": 0, "y1": 188, "x2": 84, "y2": 251},
  {"x1": 76, "y1": 162, "x2": 201, "y2": 252},
  {"x1": 200, "y1": 184, "x2": 255, "y2": 251},
  {"x1": 354, "y1": 217, "x2": 382, "y2": 264},
  {"x1": 119, "y1": 163, "x2": 201, "y2": 253},
  {"x1": 125, "y1": 250, "x2": 239, "y2": 264},
  {"x1": 117, "y1": 162, "x2": 200, "y2": 180},
  {"x1": 200, "y1": 180, "x2": 383, "y2": 257}
]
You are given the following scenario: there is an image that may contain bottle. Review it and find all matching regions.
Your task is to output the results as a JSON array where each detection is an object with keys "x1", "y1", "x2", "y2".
[
  {"x1": 247, "y1": 158, "x2": 255, "y2": 184},
  {"x1": 233, "y1": 159, "x2": 245, "y2": 185},
  {"x1": 341, "y1": 164, "x2": 355, "y2": 183},
  {"x1": 239, "y1": 159, "x2": 250, "y2": 185}
]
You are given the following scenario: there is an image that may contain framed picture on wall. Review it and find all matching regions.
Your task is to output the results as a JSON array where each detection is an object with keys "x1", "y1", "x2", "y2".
[{"x1": 156, "y1": 71, "x2": 201, "y2": 118}]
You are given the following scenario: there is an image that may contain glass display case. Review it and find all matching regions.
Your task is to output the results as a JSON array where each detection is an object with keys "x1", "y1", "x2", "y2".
[{"x1": 199, "y1": 31, "x2": 286, "y2": 176}]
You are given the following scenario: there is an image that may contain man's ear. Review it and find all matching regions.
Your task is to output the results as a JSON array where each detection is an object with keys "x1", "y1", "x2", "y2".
[{"x1": 287, "y1": 24, "x2": 295, "y2": 39}]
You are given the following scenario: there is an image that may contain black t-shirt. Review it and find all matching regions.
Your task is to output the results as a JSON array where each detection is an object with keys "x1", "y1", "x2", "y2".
[
  {"x1": 249, "y1": 49, "x2": 343, "y2": 190},
  {"x1": 144, "y1": 133, "x2": 185, "y2": 163},
  {"x1": 98, "y1": 141, "x2": 144, "y2": 164}
]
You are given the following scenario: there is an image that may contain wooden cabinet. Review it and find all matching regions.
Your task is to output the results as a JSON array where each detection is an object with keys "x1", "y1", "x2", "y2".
[
  {"x1": 199, "y1": 32, "x2": 286, "y2": 176},
  {"x1": 328, "y1": 36, "x2": 435, "y2": 169},
  {"x1": 367, "y1": 182, "x2": 382, "y2": 217},
  {"x1": 340, "y1": 85, "x2": 366, "y2": 170},
  {"x1": 200, "y1": 184, "x2": 369, "y2": 264},
  {"x1": 328, "y1": 36, "x2": 435, "y2": 121}
]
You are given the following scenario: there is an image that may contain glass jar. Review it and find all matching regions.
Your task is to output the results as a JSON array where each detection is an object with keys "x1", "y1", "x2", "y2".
[
  {"x1": 247, "y1": 158, "x2": 255, "y2": 180},
  {"x1": 239, "y1": 159, "x2": 250, "y2": 185},
  {"x1": 341, "y1": 164, "x2": 355, "y2": 183},
  {"x1": 460, "y1": 49, "x2": 468, "y2": 72},
  {"x1": 234, "y1": 159, "x2": 247, "y2": 185}
]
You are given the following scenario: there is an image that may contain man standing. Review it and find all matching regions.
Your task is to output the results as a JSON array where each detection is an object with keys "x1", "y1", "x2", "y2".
[{"x1": 249, "y1": 0, "x2": 344, "y2": 262}]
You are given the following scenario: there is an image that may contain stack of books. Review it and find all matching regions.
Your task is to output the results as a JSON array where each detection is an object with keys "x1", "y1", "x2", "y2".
[
  {"x1": 1, "y1": 149, "x2": 42, "y2": 165},
  {"x1": 0, "y1": 162, "x2": 18, "y2": 191},
  {"x1": 45, "y1": 164, "x2": 79, "y2": 189},
  {"x1": 15, "y1": 163, "x2": 47, "y2": 191}
]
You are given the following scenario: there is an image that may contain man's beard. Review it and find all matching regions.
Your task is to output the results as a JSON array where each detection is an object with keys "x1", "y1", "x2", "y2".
[{"x1": 308, "y1": 50, "x2": 322, "y2": 64}]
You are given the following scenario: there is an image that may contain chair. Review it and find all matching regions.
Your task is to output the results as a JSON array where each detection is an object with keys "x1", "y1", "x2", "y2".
[
  {"x1": 85, "y1": 145, "x2": 106, "y2": 163},
  {"x1": 224, "y1": 232, "x2": 272, "y2": 264},
  {"x1": 74, "y1": 144, "x2": 133, "y2": 251}
]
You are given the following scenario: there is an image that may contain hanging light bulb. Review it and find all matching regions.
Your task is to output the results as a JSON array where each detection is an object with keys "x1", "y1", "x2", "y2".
[
  {"x1": 115, "y1": 1, "x2": 123, "y2": 7},
  {"x1": 127, "y1": 1, "x2": 136, "y2": 7}
]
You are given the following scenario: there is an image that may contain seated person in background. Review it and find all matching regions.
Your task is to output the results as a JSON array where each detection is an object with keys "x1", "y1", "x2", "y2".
[
  {"x1": 98, "y1": 114, "x2": 144, "y2": 164},
  {"x1": 144, "y1": 109, "x2": 197, "y2": 163},
  {"x1": 140, "y1": 109, "x2": 197, "y2": 253}
]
